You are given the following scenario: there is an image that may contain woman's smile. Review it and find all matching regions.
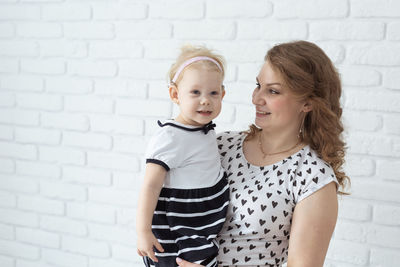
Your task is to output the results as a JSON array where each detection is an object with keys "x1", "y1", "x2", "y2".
[{"x1": 256, "y1": 110, "x2": 271, "y2": 117}]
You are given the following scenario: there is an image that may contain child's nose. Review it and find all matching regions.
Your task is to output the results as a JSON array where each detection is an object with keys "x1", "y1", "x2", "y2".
[{"x1": 200, "y1": 96, "x2": 210, "y2": 105}]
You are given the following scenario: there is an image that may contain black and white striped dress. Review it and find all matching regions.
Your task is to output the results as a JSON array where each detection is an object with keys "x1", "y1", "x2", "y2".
[{"x1": 144, "y1": 120, "x2": 229, "y2": 267}]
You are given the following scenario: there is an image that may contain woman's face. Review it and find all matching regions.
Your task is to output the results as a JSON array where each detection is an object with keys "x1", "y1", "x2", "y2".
[{"x1": 252, "y1": 61, "x2": 307, "y2": 134}]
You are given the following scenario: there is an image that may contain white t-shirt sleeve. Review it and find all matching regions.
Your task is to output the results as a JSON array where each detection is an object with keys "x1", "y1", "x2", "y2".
[
  {"x1": 296, "y1": 161, "x2": 339, "y2": 203},
  {"x1": 145, "y1": 128, "x2": 183, "y2": 171}
]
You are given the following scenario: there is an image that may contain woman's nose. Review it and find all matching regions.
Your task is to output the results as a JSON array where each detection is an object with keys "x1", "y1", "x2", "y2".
[{"x1": 252, "y1": 89, "x2": 264, "y2": 105}]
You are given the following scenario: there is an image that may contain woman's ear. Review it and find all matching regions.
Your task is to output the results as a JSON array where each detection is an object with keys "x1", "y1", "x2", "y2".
[
  {"x1": 302, "y1": 100, "x2": 312, "y2": 113},
  {"x1": 169, "y1": 85, "x2": 179, "y2": 104}
]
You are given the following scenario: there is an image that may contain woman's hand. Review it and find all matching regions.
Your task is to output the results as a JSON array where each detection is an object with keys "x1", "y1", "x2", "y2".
[
  {"x1": 136, "y1": 231, "x2": 164, "y2": 263},
  {"x1": 176, "y1": 257, "x2": 205, "y2": 267}
]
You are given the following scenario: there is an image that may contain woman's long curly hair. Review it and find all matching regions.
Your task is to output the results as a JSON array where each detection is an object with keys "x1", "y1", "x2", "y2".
[{"x1": 247, "y1": 41, "x2": 350, "y2": 193}]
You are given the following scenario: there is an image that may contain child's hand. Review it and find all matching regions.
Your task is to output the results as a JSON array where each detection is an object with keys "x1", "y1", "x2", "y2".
[{"x1": 137, "y1": 231, "x2": 164, "y2": 263}]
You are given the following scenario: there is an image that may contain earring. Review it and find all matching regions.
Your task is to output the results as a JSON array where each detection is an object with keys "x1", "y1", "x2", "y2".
[
  {"x1": 297, "y1": 115, "x2": 305, "y2": 139},
  {"x1": 297, "y1": 128, "x2": 303, "y2": 139}
]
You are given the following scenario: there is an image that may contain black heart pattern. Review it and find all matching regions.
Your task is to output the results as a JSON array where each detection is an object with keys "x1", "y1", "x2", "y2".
[{"x1": 215, "y1": 132, "x2": 333, "y2": 265}]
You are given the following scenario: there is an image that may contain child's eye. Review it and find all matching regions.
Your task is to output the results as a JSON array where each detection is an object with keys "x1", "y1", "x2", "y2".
[
  {"x1": 191, "y1": 90, "x2": 200, "y2": 95},
  {"x1": 211, "y1": 91, "x2": 219, "y2": 95}
]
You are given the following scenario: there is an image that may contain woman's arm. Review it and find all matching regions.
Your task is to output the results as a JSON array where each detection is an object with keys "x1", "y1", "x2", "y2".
[
  {"x1": 136, "y1": 163, "x2": 167, "y2": 262},
  {"x1": 287, "y1": 182, "x2": 338, "y2": 267}
]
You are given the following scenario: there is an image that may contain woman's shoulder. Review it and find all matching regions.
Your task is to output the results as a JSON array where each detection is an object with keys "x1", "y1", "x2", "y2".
[
  {"x1": 216, "y1": 131, "x2": 246, "y2": 145},
  {"x1": 295, "y1": 145, "x2": 337, "y2": 185},
  {"x1": 293, "y1": 145, "x2": 338, "y2": 202},
  {"x1": 301, "y1": 146, "x2": 334, "y2": 171}
]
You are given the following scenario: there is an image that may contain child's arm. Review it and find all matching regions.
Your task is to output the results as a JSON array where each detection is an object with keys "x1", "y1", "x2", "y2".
[{"x1": 136, "y1": 163, "x2": 167, "y2": 262}]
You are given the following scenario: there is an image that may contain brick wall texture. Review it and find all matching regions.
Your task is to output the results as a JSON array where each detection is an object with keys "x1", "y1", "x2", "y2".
[{"x1": 0, "y1": 0, "x2": 399, "y2": 266}]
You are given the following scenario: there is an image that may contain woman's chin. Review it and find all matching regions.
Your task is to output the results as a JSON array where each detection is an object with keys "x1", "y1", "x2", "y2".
[
  {"x1": 253, "y1": 122, "x2": 262, "y2": 129},
  {"x1": 254, "y1": 119, "x2": 269, "y2": 129}
]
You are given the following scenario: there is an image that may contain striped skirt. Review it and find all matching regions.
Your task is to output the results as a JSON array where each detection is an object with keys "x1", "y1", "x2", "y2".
[{"x1": 144, "y1": 174, "x2": 229, "y2": 267}]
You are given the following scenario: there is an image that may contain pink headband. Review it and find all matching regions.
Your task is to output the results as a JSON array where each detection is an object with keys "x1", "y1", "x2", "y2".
[{"x1": 171, "y1": 56, "x2": 223, "y2": 84}]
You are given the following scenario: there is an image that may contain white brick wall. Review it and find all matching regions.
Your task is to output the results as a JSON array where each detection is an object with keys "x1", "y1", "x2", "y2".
[{"x1": 0, "y1": 0, "x2": 399, "y2": 266}]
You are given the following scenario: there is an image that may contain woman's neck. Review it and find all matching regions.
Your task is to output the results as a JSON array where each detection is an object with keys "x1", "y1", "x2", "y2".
[
  {"x1": 243, "y1": 127, "x2": 305, "y2": 167},
  {"x1": 259, "y1": 128, "x2": 302, "y2": 153}
]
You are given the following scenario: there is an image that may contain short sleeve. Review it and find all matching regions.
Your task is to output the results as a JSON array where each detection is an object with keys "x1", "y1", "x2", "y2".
[
  {"x1": 145, "y1": 128, "x2": 183, "y2": 171},
  {"x1": 296, "y1": 160, "x2": 339, "y2": 203}
]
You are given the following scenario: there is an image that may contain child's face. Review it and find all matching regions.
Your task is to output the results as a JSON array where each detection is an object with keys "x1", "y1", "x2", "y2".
[{"x1": 171, "y1": 67, "x2": 225, "y2": 126}]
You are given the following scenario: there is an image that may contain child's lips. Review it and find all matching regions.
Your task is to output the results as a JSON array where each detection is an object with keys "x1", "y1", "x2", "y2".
[{"x1": 197, "y1": 111, "x2": 212, "y2": 115}]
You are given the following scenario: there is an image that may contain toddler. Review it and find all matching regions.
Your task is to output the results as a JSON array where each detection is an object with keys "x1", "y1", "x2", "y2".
[{"x1": 136, "y1": 45, "x2": 229, "y2": 267}]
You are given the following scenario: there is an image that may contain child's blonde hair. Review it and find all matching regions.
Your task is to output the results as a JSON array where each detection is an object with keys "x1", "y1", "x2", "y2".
[{"x1": 168, "y1": 45, "x2": 226, "y2": 86}]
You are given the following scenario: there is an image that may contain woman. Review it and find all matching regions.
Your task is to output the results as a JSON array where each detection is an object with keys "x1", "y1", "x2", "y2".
[{"x1": 176, "y1": 40, "x2": 349, "y2": 267}]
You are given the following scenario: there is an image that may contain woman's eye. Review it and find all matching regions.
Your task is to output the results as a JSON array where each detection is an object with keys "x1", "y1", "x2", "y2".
[
  {"x1": 269, "y1": 89, "x2": 279, "y2": 94},
  {"x1": 256, "y1": 82, "x2": 261, "y2": 89}
]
